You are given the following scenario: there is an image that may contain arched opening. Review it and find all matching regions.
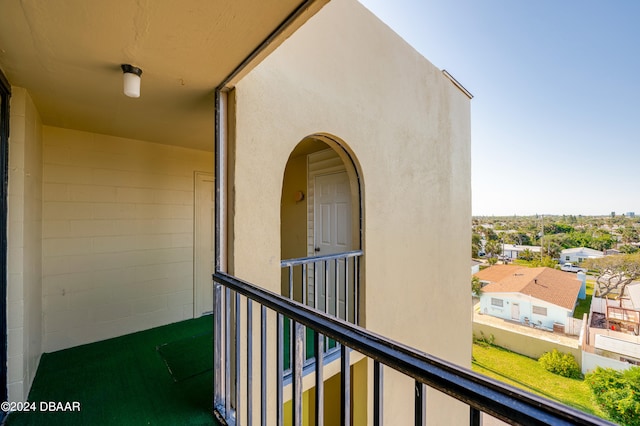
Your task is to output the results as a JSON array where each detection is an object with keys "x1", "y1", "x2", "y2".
[
  {"x1": 280, "y1": 134, "x2": 365, "y2": 424},
  {"x1": 280, "y1": 134, "x2": 363, "y2": 324}
]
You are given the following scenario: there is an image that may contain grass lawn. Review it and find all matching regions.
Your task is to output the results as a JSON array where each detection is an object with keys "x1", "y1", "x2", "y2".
[
  {"x1": 574, "y1": 280, "x2": 595, "y2": 319},
  {"x1": 472, "y1": 343, "x2": 606, "y2": 419}
]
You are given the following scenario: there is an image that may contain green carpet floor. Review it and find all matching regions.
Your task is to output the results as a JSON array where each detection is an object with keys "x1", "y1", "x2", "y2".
[{"x1": 6, "y1": 315, "x2": 219, "y2": 426}]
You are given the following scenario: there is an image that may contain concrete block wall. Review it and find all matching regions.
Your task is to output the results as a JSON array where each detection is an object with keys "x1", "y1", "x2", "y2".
[
  {"x1": 42, "y1": 126, "x2": 213, "y2": 352},
  {"x1": 7, "y1": 87, "x2": 43, "y2": 401}
]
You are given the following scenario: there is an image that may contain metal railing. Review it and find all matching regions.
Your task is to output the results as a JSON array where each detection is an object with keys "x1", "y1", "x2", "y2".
[
  {"x1": 212, "y1": 271, "x2": 613, "y2": 426},
  {"x1": 280, "y1": 251, "x2": 362, "y2": 370},
  {"x1": 281, "y1": 250, "x2": 362, "y2": 324}
]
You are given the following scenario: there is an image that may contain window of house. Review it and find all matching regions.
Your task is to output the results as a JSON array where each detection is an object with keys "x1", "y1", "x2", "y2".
[
  {"x1": 491, "y1": 298, "x2": 503, "y2": 307},
  {"x1": 532, "y1": 306, "x2": 547, "y2": 316},
  {"x1": 565, "y1": 256, "x2": 570, "y2": 261}
]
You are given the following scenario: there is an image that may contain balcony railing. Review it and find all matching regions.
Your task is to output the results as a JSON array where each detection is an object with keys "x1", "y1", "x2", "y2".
[
  {"x1": 212, "y1": 271, "x2": 613, "y2": 426},
  {"x1": 281, "y1": 250, "x2": 363, "y2": 324},
  {"x1": 280, "y1": 251, "x2": 362, "y2": 371}
]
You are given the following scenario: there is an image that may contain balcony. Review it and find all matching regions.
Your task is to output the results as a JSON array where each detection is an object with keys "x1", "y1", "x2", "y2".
[
  {"x1": 7, "y1": 254, "x2": 613, "y2": 425},
  {"x1": 213, "y1": 251, "x2": 614, "y2": 425}
]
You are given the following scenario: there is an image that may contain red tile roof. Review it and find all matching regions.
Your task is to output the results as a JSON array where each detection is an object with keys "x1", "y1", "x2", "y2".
[{"x1": 475, "y1": 265, "x2": 582, "y2": 310}]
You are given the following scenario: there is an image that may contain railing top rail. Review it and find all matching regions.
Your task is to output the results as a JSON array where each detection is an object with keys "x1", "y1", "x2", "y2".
[
  {"x1": 213, "y1": 271, "x2": 613, "y2": 426},
  {"x1": 280, "y1": 250, "x2": 363, "y2": 267}
]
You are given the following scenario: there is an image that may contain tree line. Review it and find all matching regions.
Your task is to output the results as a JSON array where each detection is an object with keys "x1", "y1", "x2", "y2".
[{"x1": 472, "y1": 215, "x2": 640, "y2": 259}]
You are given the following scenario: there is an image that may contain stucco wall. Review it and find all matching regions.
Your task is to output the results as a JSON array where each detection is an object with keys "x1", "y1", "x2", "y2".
[
  {"x1": 42, "y1": 127, "x2": 213, "y2": 351},
  {"x1": 7, "y1": 87, "x2": 43, "y2": 401},
  {"x1": 231, "y1": 0, "x2": 471, "y2": 423},
  {"x1": 582, "y1": 351, "x2": 631, "y2": 374},
  {"x1": 472, "y1": 321, "x2": 582, "y2": 365}
]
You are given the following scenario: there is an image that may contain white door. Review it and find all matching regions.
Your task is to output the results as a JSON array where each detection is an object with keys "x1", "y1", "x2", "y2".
[
  {"x1": 194, "y1": 172, "x2": 214, "y2": 316},
  {"x1": 511, "y1": 303, "x2": 520, "y2": 321},
  {"x1": 314, "y1": 172, "x2": 352, "y2": 318}
]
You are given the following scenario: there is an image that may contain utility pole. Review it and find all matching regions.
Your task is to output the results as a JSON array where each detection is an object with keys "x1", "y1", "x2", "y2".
[{"x1": 540, "y1": 214, "x2": 544, "y2": 261}]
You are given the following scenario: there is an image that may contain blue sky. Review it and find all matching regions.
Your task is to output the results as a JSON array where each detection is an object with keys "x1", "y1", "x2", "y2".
[{"x1": 358, "y1": 0, "x2": 640, "y2": 217}]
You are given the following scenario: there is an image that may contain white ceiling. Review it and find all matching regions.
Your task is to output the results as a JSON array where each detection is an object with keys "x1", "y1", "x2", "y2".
[{"x1": 0, "y1": 0, "x2": 325, "y2": 151}]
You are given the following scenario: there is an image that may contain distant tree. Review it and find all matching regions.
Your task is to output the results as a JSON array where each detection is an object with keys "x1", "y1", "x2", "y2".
[
  {"x1": 584, "y1": 252, "x2": 640, "y2": 298},
  {"x1": 620, "y1": 244, "x2": 639, "y2": 254},
  {"x1": 484, "y1": 240, "x2": 502, "y2": 259},
  {"x1": 519, "y1": 248, "x2": 534, "y2": 261},
  {"x1": 621, "y1": 226, "x2": 640, "y2": 244},
  {"x1": 471, "y1": 276, "x2": 482, "y2": 296},
  {"x1": 586, "y1": 366, "x2": 640, "y2": 425},
  {"x1": 487, "y1": 256, "x2": 498, "y2": 265},
  {"x1": 544, "y1": 222, "x2": 574, "y2": 235},
  {"x1": 471, "y1": 232, "x2": 482, "y2": 257},
  {"x1": 485, "y1": 228, "x2": 499, "y2": 241},
  {"x1": 541, "y1": 242, "x2": 562, "y2": 260}
]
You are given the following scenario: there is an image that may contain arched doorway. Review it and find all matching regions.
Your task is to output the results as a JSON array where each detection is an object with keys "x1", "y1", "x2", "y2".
[{"x1": 280, "y1": 135, "x2": 363, "y2": 324}]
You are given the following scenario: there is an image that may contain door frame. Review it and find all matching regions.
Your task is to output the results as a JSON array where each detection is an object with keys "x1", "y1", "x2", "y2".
[
  {"x1": 0, "y1": 68, "x2": 11, "y2": 407},
  {"x1": 193, "y1": 171, "x2": 215, "y2": 317},
  {"x1": 511, "y1": 303, "x2": 520, "y2": 321},
  {"x1": 307, "y1": 149, "x2": 349, "y2": 257}
]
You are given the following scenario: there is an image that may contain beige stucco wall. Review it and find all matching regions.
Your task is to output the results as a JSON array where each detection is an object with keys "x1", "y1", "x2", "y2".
[
  {"x1": 281, "y1": 148, "x2": 310, "y2": 261},
  {"x1": 231, "y1": 0, "x2": 471, "y2": 424},
  {"x1": 42, "y1": 127, "x2": 213, "y2": 351},
  {"x1": 7, "y1": 87, "x2": 43, "y2": 401},
  {"x1": 472, "y1": 322, "x2": 582, "y2": 366}
]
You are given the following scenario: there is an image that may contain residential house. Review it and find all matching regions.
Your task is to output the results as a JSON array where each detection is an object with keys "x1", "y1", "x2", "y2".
[
  {"x1": 476, "y1": 265, "x2": 585, "y2": 330},
  {"x1": 501, "y1": 244, "x2": 541, "y2": 260},
  {"x1": 561, "y1": 247, "x2": 604, "y2": 264},
  {"x1": 471, "y1": 259, "x2": 483, "y2": 275},
  {"x1": 0, "y1": 0, "x2": 477, "y2": 424}
]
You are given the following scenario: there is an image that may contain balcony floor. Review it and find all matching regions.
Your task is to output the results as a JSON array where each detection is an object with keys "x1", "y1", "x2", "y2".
[{"x1": 7, "y1": 315, "x2": 219, "y2": 426}]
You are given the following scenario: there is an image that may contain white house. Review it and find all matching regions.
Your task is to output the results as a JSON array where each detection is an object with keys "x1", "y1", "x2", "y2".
[
  {"x1": 501, "y1": 244, "x2": 541, "y2": 260},
  {"x1": 560, "y1": 247, "x2": 603, "y2": 264},
  {"x1": 471, "y1": 259, "x2": 483, "y2": 275},
  {"x1": 476, "y1": 265, "x2": 584, "y2": 330}
]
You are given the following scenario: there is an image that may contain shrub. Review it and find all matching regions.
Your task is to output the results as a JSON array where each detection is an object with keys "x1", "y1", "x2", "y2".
[
  {"x1": 472, "y1": 331, "x2": 495, "y2": 347},
  {"x1": 538, "y1": 349, "x2": 582, "y2": 379},
  {"x1": 586, "y1": 366, "x2": 640, "y2": 425}
]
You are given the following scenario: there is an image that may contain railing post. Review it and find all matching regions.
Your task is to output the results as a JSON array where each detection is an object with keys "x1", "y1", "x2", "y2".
[
  {"x1": 315, "y1": 331, "x2": 325, "y2": 426},
  {"x1": 235, "y1": 292, "x2": 241, "y2": 425},
  {"x1": 247, "y1": 299, "x2": 253, "y2": 426},
  {"x1": 277, "y1": 313, "x2": 284, "y2": 426},
  {"x1": 470, "y1": 407, "x2": 482, "y2": 426},
  {"x1": 374, "y1": 361, "x2": 383, "y2": 426},
  {"x1": 345, "y1": 257, "x2": 350, "y2": 322},
  {"x1": 261, "y1": 305, "x2": 267, "y2": 426},
  {"x1": 415, "y1": 381, "x2": 426, "y2": 426},
  {"x1": 293, "y1": 321, "x2": 304, "y2": 426},
  {"x1": 225, "y1": 287, "x2": 231, "y2": 418},
  {"x1": 354, "y1": 255, "x2": 360, "y2": 324},
  {"x1": 341, "y1": 345, "x2": 350, "y2": 426},
  {"x1": 213, "y1": 281, "x2": 223, "y2": 411}
]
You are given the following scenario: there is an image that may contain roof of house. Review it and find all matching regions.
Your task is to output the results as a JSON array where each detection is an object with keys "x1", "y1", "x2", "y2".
[
  {"x1": 502, "y1": 244, "x2": 541, "y2": 252},
  {"x1": 560, "y1": 247, "x2": 603, "y2": 256},
  {"x1": 475, "y1": 265, "x2": 582, "y2": 311}
]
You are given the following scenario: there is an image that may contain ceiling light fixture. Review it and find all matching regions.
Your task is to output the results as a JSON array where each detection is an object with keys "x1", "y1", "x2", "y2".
[{"x1": 121, "y1": 64, "x2": 143, "y2": 98}]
